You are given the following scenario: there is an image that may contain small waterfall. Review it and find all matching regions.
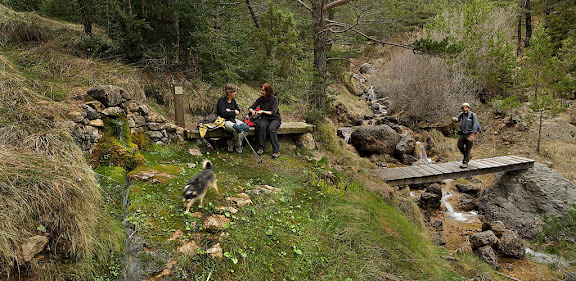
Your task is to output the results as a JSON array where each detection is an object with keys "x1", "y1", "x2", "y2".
[
  {"x1": 344, "y1": 135, "x2": 351, "y2": 144},
  {"x1": 415, "y1": 141, "x2": 432, "y2": 163},
  {"x1": 441, "y1": 190, "x2": 479, "y2": 223}
]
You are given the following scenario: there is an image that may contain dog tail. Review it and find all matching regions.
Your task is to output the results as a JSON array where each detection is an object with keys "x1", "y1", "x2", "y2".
[{"x1": 202, "y1": 160, "x2": 212, "y2": 170}]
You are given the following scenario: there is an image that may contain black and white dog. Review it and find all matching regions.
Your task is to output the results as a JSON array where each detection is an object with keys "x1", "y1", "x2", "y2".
[{"x1": 183, "y1": 160, "x2": 219, "y2": 214}]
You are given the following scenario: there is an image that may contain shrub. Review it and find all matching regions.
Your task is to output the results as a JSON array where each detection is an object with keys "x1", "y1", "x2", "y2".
[{"x1": 377, "y1": 50, "x2": 476, "y2": 123}]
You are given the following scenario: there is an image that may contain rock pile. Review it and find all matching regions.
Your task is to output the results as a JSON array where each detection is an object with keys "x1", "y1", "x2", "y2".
[
  {"x1": 469, "y1": 220, "x2": 525, "y2": 269},
  {"x1": 68, "y1": 85, "x2": 189, "y2": 152}
]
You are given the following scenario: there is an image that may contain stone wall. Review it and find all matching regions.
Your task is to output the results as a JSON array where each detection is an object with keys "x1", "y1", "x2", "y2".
[{"x1": 67, "y1": 85, "x2": 189, "y2": 152}]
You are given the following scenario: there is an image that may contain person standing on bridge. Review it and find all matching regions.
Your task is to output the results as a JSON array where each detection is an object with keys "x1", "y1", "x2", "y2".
[
  {"x1": 249, "y1": 83, "x2": 282, "y2": 159},
  {"x1": 452, "y1": 103, "x2": 480, "y2": 169}
]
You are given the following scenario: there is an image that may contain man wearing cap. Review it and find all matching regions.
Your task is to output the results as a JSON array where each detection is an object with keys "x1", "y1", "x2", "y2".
[{"x1": 452, "y1": 103, "x2": 480, "y2": 168}]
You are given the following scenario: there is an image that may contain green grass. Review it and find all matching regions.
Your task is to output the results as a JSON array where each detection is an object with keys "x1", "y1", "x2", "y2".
[{"x1": 125, "y1": 140, "x2": 463, "y2": 280}]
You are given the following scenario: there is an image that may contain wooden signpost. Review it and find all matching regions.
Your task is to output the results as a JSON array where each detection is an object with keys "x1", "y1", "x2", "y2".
[{"x1": 173, "y1": 86, "x2": 185, "y2": 127}]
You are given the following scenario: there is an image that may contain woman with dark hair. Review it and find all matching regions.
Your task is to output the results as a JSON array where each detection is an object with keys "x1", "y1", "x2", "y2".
[
  {"x1": 249, "y1": 83, "x2": 281, "y2": 159},
  {"x1": 216, "y1": 83, "x2": 249, "y2": 153}
]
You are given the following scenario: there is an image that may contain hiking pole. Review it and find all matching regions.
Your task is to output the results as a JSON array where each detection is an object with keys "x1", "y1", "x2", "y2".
[{"x1": 240, "y1": 131, "x2": 262, "y2": 164}]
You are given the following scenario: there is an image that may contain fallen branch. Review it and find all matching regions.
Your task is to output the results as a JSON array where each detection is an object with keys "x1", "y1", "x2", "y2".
[{"x1": 495, "y1": 271, "x2": 521, "y2": 281}]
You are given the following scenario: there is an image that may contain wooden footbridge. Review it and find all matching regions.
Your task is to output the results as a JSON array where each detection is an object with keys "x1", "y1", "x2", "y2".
[{"x1": 375, "y1": 155, "x2": 535, "y2": 186}]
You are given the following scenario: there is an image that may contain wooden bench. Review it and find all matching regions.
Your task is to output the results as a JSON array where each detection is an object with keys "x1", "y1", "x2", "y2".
[{"x1": 186, "y1": 121, "x2": 315, "y2": 139}]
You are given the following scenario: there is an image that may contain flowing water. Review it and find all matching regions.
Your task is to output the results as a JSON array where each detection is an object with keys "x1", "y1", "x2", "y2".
[
  {"x1": 441, "y1": 189, "x2": 480, "y2": 223},
  {"x1": 415, "y1": 141, "x2": 432, "y2": 163}
]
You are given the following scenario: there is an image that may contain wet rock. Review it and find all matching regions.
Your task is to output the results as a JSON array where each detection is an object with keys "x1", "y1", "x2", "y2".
[
  {"x1": 496, "y1": 230, "x2": 525, "y2": 259},
  {"x1": 456, "y1": 184, "x2": 480, "y2": 196},
  {"x1": 474, "y1": 245, "x2": 499, "y2": 269},
  {"x1": 418, "y1": 192, "x2": 441, "y2": 209},
  {"x1": 432, "y1": 220, "x2": 443, "y2": 229},
  {"x1": 459, "y1": 194, "x2": 476, "y2": 212},
  {"x1": 469, "y1": 230, "x2": 497, "y2": 249},
  {"x1": 426, "y1": 183, "x2": 442, "y2": 197}
]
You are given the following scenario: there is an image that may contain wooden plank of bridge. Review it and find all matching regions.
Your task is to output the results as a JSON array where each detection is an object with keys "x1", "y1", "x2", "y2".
[{"x1": 376, "y1": 155, "x2": 535, "y2": 186}]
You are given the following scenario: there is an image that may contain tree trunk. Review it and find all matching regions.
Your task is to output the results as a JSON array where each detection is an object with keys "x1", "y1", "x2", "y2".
[
  {"x1": 245, "y1": 0, "x2": 260, "y2": 28},
  {"x1": 517, "y1": 12, "x2": 523, "y2": 56},
  {"x1": 311, "y1": 0, "x2": 328, "y2": 113},
  {"x1": 127, "y1": 0, "x2": 133, "y2": 16},
  {"x1": 524, "y1": 0, "x2": 532, "y2": 48},
  {"x1": 141, "y1": 0, "x2": 147, "y2": 19},
  {"x1": 77, "y1": 0, "x2": 92, "y2": 36},
  {"x1": 537, "y1": 110, "x2": 542, "y2": 152},
  {"x1": 170, "y1": 0, "x2": 180, "y2": 65}
]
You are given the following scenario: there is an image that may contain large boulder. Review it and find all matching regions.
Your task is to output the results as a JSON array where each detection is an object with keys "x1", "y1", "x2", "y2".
[
  {"x1": 87, "y1": 85, "x2": 124, "y2": 107},
  {"x1": 349, "y1": 125, "x2": 400, "y2": 156},
  {"x1": 395, "y1": 134, "x2": 416, "y2": 155},
  {"x1": 469, "y1": 230, "x2": 497, "y2": 249},
  {"x1": 474, "y1": 245, "x2": 499, "y2": 269},
  {"x1": 478, "y1": 163, "x2": 576, "y2": 239},
  {"x1": 496, "y1": 230, "x2": 525, "y2": 259}
]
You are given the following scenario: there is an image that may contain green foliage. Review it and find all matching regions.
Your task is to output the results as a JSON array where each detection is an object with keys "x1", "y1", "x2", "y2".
[
  {"x1": 542, "y1": 204, "x2": 576, "y2": 246},
  {"x1": 490, "y1": 95, "x2": 522, "y2": 115},
  {"x1": 257, "y1": 4, "x2": 303, "y2": 78},
  {"x1": 422, "y1": 0, "x2": 518, "y2": 99},
  {"x1": 412, "y1": 37, "x2": 465, "y2": 56}
]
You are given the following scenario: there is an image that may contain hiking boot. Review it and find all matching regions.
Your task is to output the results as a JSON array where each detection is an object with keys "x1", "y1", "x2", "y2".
[
  {"x1": 460, "y1": 163, "x2": 468, "y2": 169},
  {"x1": 256, "y1": 149, "x2": 264, "y2": 155},
  {"x1": 235, "y1": 145, "x2": 243, "y2": 153},
  {"x1": 227, "y1": 140, "x2": 234, "y2": 153},
  {"x1": 272, "y1": 152, "x2": 280, "y2": 159}
]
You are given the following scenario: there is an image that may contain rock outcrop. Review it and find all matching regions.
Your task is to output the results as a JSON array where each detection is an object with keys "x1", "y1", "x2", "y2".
[{"x1": 478, "y1": 163, "x2": 576, "y2": 239}]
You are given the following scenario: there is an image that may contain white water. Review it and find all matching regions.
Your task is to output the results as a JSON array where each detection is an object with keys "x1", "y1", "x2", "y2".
[
  {"x1": 525, "y1": 248, "x2": 568, "y2": 266},
  {"x1": 415, "y1": 141, "x2": 432, "y2": 163},
  {"x1": 344, "y1": 135, "x2": 351, "y2": 144},
  {"x1": 441, "y1": 190, "x2": 479, "y2": 223}
]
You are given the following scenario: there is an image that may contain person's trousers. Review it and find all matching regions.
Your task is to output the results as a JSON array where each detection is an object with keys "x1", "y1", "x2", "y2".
[
  {"x1": 457, "y1": 134, "x2": 474, "y2": 164},
  {"x1": 224, "y1": 119, "x2": 245, "y2": 146},
  {"x1": 256, "y1": 118, "x2": 281, "y2": 153}
]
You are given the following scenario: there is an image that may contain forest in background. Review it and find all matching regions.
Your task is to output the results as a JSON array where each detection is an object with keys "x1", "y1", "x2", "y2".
[{"x1": 2, "y1": 0, "x2": 575, "y2": 117}]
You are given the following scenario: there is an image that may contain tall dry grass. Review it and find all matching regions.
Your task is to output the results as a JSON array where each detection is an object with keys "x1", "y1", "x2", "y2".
[{"x1": 0, "y1": 52, "x2": 116, "y2": 278}]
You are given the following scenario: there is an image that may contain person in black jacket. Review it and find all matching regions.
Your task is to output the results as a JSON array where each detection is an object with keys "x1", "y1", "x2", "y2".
[
  {"x1": 216, "y1": 83, "x2": 249, "y2": 153},
  {"x1": 452, "y1": 103, "x2": 480, "y2": 168},
  {"x1": 249, "y1": 83, "x2": 281, "y2": 159}
]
